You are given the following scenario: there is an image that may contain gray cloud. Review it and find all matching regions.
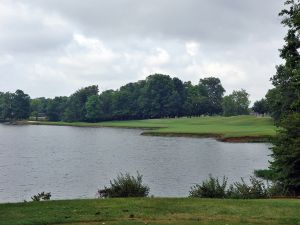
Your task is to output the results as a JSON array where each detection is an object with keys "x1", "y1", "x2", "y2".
[
  {"x1": 24, "y1": 0, "x2": 284, "y2": 42},
  {"x1": 0, "y1": 0, "x2": 286, "y2": 103}
]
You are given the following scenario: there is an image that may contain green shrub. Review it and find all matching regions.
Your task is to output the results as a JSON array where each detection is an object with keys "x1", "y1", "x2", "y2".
[
  {"x1": 228, "y1": 177, "x2": 269, "y2": 199},
  {"x1": 98, "y1": 172, "x2": 150, "y2": 198},
  {"x1": 190, "y1": 176, "x2": 273, "y2": 199},
  {"x1": 189, "y1": 175, "x2": 228, "y2": 198},
  {"x1": 31, "y1": 192, "x2": 51, "y2": 201}
]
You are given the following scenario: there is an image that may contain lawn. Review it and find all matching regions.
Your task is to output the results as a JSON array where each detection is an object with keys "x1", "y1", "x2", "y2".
[
  {"x1": 26, "y1": 115, "x2": 276, "y2": 142},
  {"x1": 1, "y1": 198, "x2": 299, "y2": 225}
]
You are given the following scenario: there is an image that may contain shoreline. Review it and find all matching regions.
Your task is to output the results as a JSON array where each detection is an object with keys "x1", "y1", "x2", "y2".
[{"x1": 14, "y1": 120, "x2": 273, "y2": 143}]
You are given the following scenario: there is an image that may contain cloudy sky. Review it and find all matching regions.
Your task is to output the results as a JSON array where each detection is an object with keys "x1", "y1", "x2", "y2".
[{"x1": 0, "y1": 0, "x2": 286, "y2": 102}]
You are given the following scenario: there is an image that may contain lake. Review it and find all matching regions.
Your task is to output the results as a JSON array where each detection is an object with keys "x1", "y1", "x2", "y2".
[{"x1": 0, "y1": 124, "x2": 271, "y2": 202}]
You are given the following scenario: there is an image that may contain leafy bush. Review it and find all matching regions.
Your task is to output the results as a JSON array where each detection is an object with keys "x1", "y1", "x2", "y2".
[
  {"x1": 228, "y1": 177, "x2": 269, "y2": 199},
  {"x1": 98, "y1": 172, "x2": 150, "y2": 198},
  {"x1": 189, "y1": 175, "x2": 228, "y2": 198},
  {"x1": 190, "y1": 176, "x2": 273, "y2": 199},
  {"x1": 31, "y1": 192, "x2": 51, "y2": 201}
]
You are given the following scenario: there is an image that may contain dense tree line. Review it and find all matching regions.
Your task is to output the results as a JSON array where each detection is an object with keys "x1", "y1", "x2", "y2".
[
  {"x1": 0, "y1": 75, "x2": 253, "y2": 122},
  {"x1": 0, "y1": 90, "x2": 30, "y2": 120}
]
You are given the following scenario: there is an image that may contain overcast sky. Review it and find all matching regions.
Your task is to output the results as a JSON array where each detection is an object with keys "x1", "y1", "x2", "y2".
[{"x1": 0, "y1": 0, "x2": 286, "y2": 102}]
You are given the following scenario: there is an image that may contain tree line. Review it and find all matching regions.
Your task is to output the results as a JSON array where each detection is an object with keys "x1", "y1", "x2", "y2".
[{"x1": 0, "y1": 75, "x2": 255, "y2": 122}]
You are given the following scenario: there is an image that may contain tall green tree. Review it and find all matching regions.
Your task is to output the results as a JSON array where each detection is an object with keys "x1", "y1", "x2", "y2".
[
  {"x1": 268, "y1": 0, "x2": 300, "y2": 195},
  {"x1": 199, "y1": 77, "x2": 225, "y2": 115},
  {"x1": 222, "y1": 89, "x2": 250, "y2": 116},
  {"x1": 98, "y1": 90, "x2": 115, "y2": 120},
  {"x1": 47, "y1": 97, "x2": 68, "y2": 121},
  {"x1": 85, "y1": 95, "x2": 102, "y2": 121},
  {"x1": 183, "y1": 81, "x2": 209, "y2": 116},
  {"x1": 0, "y1": 92, "x2": 13, "y2": 120},
  {"x1": 30, "y1": 97, "x2": 49, "y2": 120},
  {"x1": 64, "y1": 85, "x2": 99, "y2": 122},
  {"x1": 143, "y1": 74, "x2": 176, "y2": 118},
  {"x1": 252, "y1": 98, "x2": 269, "y2": 115},
  {"x1": 12, "y1": 90, "x2": 30, "y2": 120}
]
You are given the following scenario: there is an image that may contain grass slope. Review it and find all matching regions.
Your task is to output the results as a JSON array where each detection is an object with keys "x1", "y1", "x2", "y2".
[
  {"x1": 26, "y1": 115, "x2": 276, "y2": 142},
  {"x1": 0, "y1": 198, "x2": 299, "y2": 225}
]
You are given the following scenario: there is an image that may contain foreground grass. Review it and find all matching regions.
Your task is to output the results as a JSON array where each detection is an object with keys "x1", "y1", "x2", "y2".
[
  {"x1": 1, "y1": 198, "x2": 299, "y2": 225},
  {"x1": 26, "y1": 115, "x2": 276, "y2": 142}
]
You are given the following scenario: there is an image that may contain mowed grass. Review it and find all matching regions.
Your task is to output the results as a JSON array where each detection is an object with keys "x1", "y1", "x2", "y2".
[
  {"x1": 27, "y1": 115, "x2": 276, "y2": 142},
  {"x1": 1, "y1": 198, "x2": 299, "y2": 225}
]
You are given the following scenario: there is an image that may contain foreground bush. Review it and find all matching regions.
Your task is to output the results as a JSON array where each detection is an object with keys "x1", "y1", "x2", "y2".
[
  {"x1": 190, "y1": 176, "x2": 272, "y2": 199},
  {"x1": 31, "y1": 192, "x2": 51, "y2": 201},
  {"x1": 189, "y1": 175, "x2": 228, "y2": 198},
  {"x1": 228, "y1": 177, "x2": 269, "y2": 199},
  {"x1": 98, "y1": 172, "x2": 150, "y2": 198}
]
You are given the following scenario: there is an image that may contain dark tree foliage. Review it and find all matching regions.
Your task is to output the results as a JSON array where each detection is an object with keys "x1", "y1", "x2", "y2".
[
  {"x1": 98, "y1": 90, "x2": 115, "y2": 120},
  {"x1": 98, "y1": 172, "x2": 149, "y2": 198},
  {"x1": 266, "y1": 88, "x2": 283, "y2": 121},
  {"x1": 47, "y1": 97, "x2": 68, "y2": 121},
  {"x1": 85, "y1": 95, "x2": 102, "y2": 122},
  {"x1": 267, "y1": 0, "x2": 300, "y2": 195},
  {"x1": 270, "y1": 113, "x2": 300, "y2": 195},
  {"x1": 12, "y1": 90, "x2": 30, "y2": 120},
  {"x1": 222, "y1": 89, "x2": 250, "y2": 116},
  {"x1": 30, "y1": 97, "x2": 49, "y2": 120},
  {"x1": 0, "y1": 75, "x2": 229, "y2": 122},
  {"x1": 142, "y1": 74, "x2": 178, "y2": 118},
  {"x1": 0, "y1": 92, "x2": 13, "y2": 120},
  {"x1": 199, "y1": 77, "x2": 225, "y2": 115},
  {"x1": 268, "y1": 1, "x2": 300, "y2": 121},
  {"x1": 183, "y1": 81, "x2": 209, "y2": 117},
  {"x1": 252, "y1": 98, "x2": 269, "y2": 115},
  {"x1": 0, "y1": 90, "x2": 30, "y2": 120},
  {"x1": 64, "y1": 85, "x2": 99, "y2": 122}
]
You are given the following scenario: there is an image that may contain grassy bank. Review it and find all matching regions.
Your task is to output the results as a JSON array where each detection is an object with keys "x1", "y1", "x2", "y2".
[
  {"x1": 1, "y1": 198, "x2": 299, "y2": 225},
  {"x1": 24, "y1": 115, "x2": 276, "y2": 142}
]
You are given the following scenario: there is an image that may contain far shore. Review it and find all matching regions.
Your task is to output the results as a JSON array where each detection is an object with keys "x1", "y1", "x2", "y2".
[{"x1": 14, "y1": 115, "x2": 275, "y2": 143}]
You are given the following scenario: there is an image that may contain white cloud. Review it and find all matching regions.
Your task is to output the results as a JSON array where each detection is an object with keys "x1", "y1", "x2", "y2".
[
  {"x1": 59, "y1": 34, "x2": 119, "y2": 69},
  {"x1": 185, "y1": 41, "x2": 200, "y2": 56},
  {"x1": 145, "y1": 48, "x2": 170, "y2": 66},
  {"x1": 0, "y1": 54, "x2": 14, "y2": 66}
]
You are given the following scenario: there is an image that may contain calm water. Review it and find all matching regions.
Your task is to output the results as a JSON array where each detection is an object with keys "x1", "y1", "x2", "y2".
[{"x1": 0, "y1": 124, "x2": 271, "y2": 202}]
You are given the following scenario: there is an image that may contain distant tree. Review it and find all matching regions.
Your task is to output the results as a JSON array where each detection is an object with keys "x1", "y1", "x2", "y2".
[
  {"x1": 98, "y1": 90, "x2": 115, "y2": 120},
  {"x1": 0, "y1": 92, "x2": 13, "y2": 120},
  {"x1": 143, "y1": 74, "x2": 176, "y2": 118},
  {"x1": 47, "y1": 97, "x2": 68, "y2": 121},
  {"x1": 0, "y1": 75, "x2": 228, "y2": 122},
  {"x1": 252, "y1": 98, "x2": 269, "y2": 115},
  {"x1": 85, "y1": 95, "x2": 102, "y2": 121},
  {"x1": 183, "y1": 81, "x2": 209, "y2": 116},
  {"x1": 199, "y1": 77, "x2": 225, "y2": 115},
  {"x1": 30, "y1": 99, "x2": 40, "y2": 120},
  {"x1": 30, "y1": 97, "x2": 49, "y2": 120},
  {"x1": 222, "y1": 89, "x2": 250, "y2": 116},
  {"x1": 64, "y1": 85, "x2": 99, "y2": 122},
  {"x1": 171, "y1": 77, "x2": 186, "y2": 117},
  {"x1": 12, "y1": 90, "x2": 30, "y2": 120}
]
